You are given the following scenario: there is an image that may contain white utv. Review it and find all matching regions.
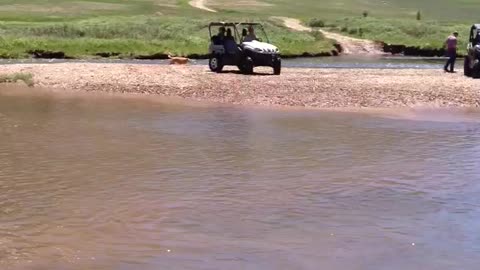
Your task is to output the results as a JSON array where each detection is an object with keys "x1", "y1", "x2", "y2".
[{"x1": 208, "y1": 22, "x2": 281, "y2": 75}]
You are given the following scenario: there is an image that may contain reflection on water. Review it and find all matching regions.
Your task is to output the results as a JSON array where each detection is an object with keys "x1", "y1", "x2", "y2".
[
  {"x1": 1, "y1": 92, "x2": 480, "y2": 270},
  {"x1": 283, "y1": 55, "x2": 445, "y2": 69}
]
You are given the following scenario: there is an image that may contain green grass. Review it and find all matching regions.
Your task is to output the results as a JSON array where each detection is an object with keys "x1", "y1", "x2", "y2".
[
  {"x1": 261, "y1": 0, "x2": 480, "y2": 22},
  {"x1": 0, "y1": 73, "x2": 34, "y2": 86},
  {"x1": 1, "y1": 0, "x2": 479, "y2": 22},
  {"x1": 0, "y1": 16, "x2": 335, "y2": 58},
  {"x1": 0, "y1": 0, "x2": 479, "y2": 58},
  {"x1": 320, "y1": 17, "x2": 469, "y2": 49}
]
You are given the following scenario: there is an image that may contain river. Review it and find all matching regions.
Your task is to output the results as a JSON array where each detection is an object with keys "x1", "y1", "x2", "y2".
[
  {"x1": 0, "y1": 55, "x2": 446, "y2": 70},
  {"x1": 1, "y1": 91, "x2": 480, "y2": 270}
]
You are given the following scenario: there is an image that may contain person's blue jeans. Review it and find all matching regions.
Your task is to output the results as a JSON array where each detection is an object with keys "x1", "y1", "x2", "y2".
[{"x1": 444, "y1": 49, "x2": 457, "y2": 72}]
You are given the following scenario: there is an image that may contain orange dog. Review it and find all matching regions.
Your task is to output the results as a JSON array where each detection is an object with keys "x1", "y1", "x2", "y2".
[{"x1": 168, "y1": 55, "x2": 190, "y2": 65}]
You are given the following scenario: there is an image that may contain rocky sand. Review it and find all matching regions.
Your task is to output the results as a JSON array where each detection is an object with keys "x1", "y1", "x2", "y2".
[{"x1": 0, "y1": 63, "x2": 479, "y2": 108}]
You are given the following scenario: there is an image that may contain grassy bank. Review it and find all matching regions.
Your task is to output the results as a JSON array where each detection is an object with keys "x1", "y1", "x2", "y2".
[
  {"x1": 0, "y1": 16, "x2": 334, "y2": 59},
  {"x1": 0, "y1": 0, "x2": 478, "y2": 58},
  {"x1": 309, "y1": 17, "x2": 469, "y2": 51}
]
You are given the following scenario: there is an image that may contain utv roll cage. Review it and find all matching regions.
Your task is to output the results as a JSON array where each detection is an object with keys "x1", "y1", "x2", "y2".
[
  {"x1": 208, "y1": 22, "x2": 270, "y2": 43},
  {"x1": 469, "y1": 24, "x2": 480, "y2": 46}
]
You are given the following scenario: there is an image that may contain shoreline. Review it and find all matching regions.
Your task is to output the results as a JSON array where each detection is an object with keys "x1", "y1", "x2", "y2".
[
  {"x1": 20, "y1": 50, "x2": 454, "y2": 60},
  {"x1": 3, "y1": 83, "x2": 480, "y2": 124},
  {"x1": 19, "y1": 50, "x2": 339, "y2": 60},
  {"x1": 0, "y1": 63, "x2": 478, "y2": 110},
  {"x1": 18, "y1": 45, "x2": 456, "y2": 60}
]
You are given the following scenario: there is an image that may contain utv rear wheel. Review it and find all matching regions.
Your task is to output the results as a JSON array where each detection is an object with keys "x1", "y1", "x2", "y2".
[
  {"x1": 464, "y1": 56, "x2": 472, "y2": 77},
  {"x1": 472, "y1": 61, "x2": 480, "y2": 78},
  {"x1": 209, "y1": 56, "x2": 223, "y2": 73},
  {"x1": 273, "y1": 59, "x2": 281, "y2": 75}
]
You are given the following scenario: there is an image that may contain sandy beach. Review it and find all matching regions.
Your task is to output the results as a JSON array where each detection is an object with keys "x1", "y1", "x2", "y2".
[{"x1": 0, "y1": 63, "x2": 478, "y2": 108}]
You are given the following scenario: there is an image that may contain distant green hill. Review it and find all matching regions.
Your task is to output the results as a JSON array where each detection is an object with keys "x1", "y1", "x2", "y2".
[{"x1": 1, "y1": 0, "x2": 478, "y2": 22}]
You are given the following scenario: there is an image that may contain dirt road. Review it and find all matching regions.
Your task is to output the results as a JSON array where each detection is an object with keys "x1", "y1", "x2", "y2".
[
  {"x1": 188, "y1": 0, "x2": 216, "y2": 12},
  {"x1": 1, "y1": 63, "x2": 478, "y2": 109},
  {"x1": 274, "y1": 17, "x2": 384, "y2": 55}
]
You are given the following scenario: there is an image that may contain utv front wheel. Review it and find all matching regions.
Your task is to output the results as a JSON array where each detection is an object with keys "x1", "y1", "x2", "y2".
[
  {"x1": 209, "y1": 56, "x2": 223, "y2": 73},
  {"x1": 273, "y1": 59, "x2": 281, "y2": 75},
  {"x1": 464, "y1": 56, "x2": 472, "y2": 77},
  {"x1": 242, "y1": 57, "x2": 254, "y2": 75}
]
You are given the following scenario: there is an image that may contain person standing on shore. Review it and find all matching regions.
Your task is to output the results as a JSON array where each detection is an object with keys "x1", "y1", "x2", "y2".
[{"x1": 444, "y1": 32, "x2": 458, "y2": 73}]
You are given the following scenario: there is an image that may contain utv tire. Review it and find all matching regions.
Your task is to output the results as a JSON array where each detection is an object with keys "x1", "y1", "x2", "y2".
[
  {"x1": 273, "y1": 59, "x2": 281, "y2": 75},
  {"x1": 242, "y1": 57, "x2": 254, "y2": 75},
  {"x1": 472, "y1": 61, "x2": 480, "y2": 79},
  {"x1": 237, "y1": 65, "x2": 244, "y2": 73},
  {"x1": 209, "y1": 56, "x2": 223, "y2": 73},
  {"x1": 464, "y1": 56, "x2": 472, "y2": 77}
]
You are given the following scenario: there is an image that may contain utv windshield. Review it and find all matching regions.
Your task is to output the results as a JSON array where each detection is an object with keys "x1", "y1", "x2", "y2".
[{"x1": 239, "y1": 24, "x2": 269, "y2": 43}]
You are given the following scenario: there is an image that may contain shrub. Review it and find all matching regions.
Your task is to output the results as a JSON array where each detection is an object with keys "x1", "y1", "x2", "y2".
[
  {"x1": 348, "y1": 28, "x2": 358, "y2": 35},
  {"x1": 308, "y1": 18, "x2": 325, "y2": 28},
  {"x1": 311, "y1": 31, "x2": 325, "y2": 40}
]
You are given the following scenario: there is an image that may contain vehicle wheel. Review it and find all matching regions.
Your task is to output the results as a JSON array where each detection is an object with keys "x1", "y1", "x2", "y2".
[
  {"x1": 242, "y1": 57, "x2": 254, "y2": 75},
  {"x1": 464, "y1": 56, "x2": 472, "y2": 77},
  {"x1": 237, "y1": 65, "x2": 245, "y2": 73},
  {"x1": 209, "y1": 56, "x2": 223, "y2": 73},
  {"x1": 273, "y1": 59, "x2": 281, "y2": 75},
  {"x1": 472, "y1": 61, "x2": 480, "y2": 78}
]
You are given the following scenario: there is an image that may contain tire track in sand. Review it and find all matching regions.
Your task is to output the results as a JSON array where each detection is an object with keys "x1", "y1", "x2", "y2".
[
  {"x1": 273, "y1": 16, "x2": 384, "y2": 55},
  {"x1": 188, "y1": 0, "x2": 217, "y2": 12}
]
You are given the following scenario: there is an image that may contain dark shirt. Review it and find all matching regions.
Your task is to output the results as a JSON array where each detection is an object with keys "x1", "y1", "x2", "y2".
[
  {"x1": 224, "y1": 38, "x2": 238, "y2": 54},
  {"x1": 211, "y1": 35, "x2": 224, "y2": 45}
]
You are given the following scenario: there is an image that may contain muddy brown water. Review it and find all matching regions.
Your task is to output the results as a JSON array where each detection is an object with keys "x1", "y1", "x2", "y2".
[{"x1": 1, "y1": 90, "x2": 480, "y2": 270}]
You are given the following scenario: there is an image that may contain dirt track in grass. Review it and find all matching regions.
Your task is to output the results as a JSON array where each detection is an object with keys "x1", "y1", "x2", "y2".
[
  {"x1": 188, "y1": 0, "x2": 217, "y2": 12},
  {"x1": 274, "y1": 17, "x2": 385, "y2": 55}
]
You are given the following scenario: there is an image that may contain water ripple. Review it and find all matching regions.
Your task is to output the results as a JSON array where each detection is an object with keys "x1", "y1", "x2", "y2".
[{"x1": 1, "y1": 93, "x2": 480, "y2": 269}]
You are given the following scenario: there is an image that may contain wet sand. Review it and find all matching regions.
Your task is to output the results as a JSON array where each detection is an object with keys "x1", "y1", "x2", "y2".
[{"x1": 0, "y1": 63, "x2": 478, "y2": 108}]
